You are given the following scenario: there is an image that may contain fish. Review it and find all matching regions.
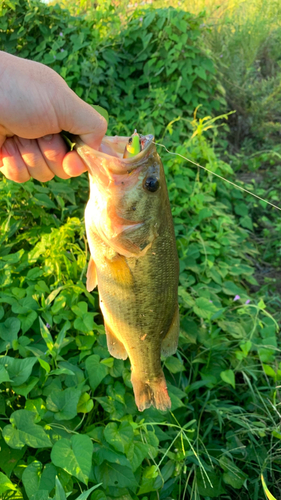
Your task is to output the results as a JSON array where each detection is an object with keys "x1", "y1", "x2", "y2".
[{"x1": 74, "y1": 132, "x2": 179, "y2": 411}]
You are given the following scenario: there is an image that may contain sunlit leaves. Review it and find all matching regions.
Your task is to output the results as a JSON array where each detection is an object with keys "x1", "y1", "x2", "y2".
[
  {"x1": 51, "y1": 435, "x2": 93, "y2": 485},
  {"x1": 2, "y1": 410, "x2": 52, "y2": 449}
]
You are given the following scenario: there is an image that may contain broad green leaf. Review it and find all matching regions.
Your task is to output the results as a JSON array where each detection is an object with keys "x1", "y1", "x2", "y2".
[
  {"x1": 0, "y1": 437, "x2": 25, "y2": 476},
  {"x1": 222, "y1": 281, "x2": 246, "y2": 297},
  {"x1": 138, "y1": 466, "x2": 159, "y2": 495},
  {"x1": 2, "y1": 410, "x2": 52, "y2": 449},
  {"x1": 92, "y1": 438, "x2": 132, "y2": 469},
  {"x1": 220, "y1": 369, "x2": 235, "y2": 389},
  {"x1": 197, "y1": 471, "x2": 225, "y2": 498},
  {"x1": 46, "y1": 386, "x2": 82, "y2": 420},
  {"x1": 0, "y1": 471, "x2": 17, "y2": 495},
  {"x1": 51, "y1": 434, "x2": 93, "y2": 485},
  {"x1": 19, "y1": 310, "x2": 37, "y2": 335},
  {"x1": 85, "y1": 354, "x2": 108, "y2": 392},
  {"x1": 104, "y1": 422, "x2": 134, "y2": 455},
  {"x1": 220, "y1": 456, "x2": 247, "y2": 489},
  {"x1": 0, "y1": 318, "x2": 20, "y2": 351},
  {"x1": 0, "y1": 356, "x2": 37, "y2": 386},
  {"x1": 77, "y1": 392, "x2": 94, "y2": 413},
  {"x1": 25, "y1": 398, "x2": 47, "y2": 422},
  {"x1": 164, "y1": 356, "x2": 185, "y2": 373},
  {"x1": 22, "y1": 461, "x2": 41, "y2": 499},
  {"x1": 193, "y1": 297, "x2": 218, "y2": 319},
  {"x1": 0, "y1": 365, "x2": 11, "y2": 384},
  {"x1": 95, "y1": 462, "x2": 138, "y2": 491},
  {"x1": 127, "y1": 441, "x2": 148, "y2": 472},
  {"x1": 22, "y1": 461, "x2": 56, "y2": 499},
  {"x1": 12, "y1": 376, "x2": 39, "y2": 397}
]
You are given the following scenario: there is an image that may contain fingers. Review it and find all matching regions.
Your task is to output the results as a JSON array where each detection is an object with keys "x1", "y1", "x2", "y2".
[
  {"x1": 62, "y1": 151, "x2": 88, "y2": 177},
  {"x1": 0, "y1": 134, "x2": 72, "y2": 183},
  {"x1": 37, "y1": 134, "x2": 70, "y2": 179},
  {"x1": 0, "y1": 138, "x2": 31, "y2": 183},
  {"x1": 15, "y1": 137, "x2": 54, "y2": 182}
]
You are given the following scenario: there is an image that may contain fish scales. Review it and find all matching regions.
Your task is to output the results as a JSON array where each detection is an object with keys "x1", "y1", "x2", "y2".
[{"x1": 75, "y1": 133, "x2": 179, "y2": 411}]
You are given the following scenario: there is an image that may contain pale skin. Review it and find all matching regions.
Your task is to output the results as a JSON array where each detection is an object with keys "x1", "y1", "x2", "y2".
[{"x1": 0, "y1": 51, "x2": 107, "y2": 183}]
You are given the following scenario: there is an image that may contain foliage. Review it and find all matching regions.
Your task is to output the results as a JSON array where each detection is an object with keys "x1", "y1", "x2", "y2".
[
  {"x1": 202, "y1": 0, "x2": 281, "y2": 150},
  {"x1": 1, "y1": 0, "x2": 281, "y2": 499},
  {"x1": 0, "y1": 0, "x2": 225, "y2": 143}
]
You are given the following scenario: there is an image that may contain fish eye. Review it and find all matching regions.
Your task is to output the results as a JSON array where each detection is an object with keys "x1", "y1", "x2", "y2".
[{"x1": 143, "y1": 176, "x2": 159, "y2": 192}]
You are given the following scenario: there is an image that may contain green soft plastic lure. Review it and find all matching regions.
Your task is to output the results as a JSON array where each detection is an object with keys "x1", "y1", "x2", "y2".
[{"x1": 123, "y1": 129, "x2": 142, "y2": 158}]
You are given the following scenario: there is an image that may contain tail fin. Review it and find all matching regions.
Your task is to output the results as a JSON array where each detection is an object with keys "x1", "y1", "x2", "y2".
[{"x1": 131, "y1": 371, "x2": 171, "y2": 412}]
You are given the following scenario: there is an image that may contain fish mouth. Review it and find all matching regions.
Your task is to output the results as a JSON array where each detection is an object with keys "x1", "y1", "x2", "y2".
[
  {"x1": 73, "y1": 134, "x2": 155, "y2": 175},
  {"x1": 100, "y1": 134, "x2": 154, "y2": 160}
]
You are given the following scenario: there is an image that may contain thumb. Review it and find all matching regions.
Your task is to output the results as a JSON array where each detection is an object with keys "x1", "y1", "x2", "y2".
[{"x1": 56, "y1": 84, "x2": 107, "y2": 150}]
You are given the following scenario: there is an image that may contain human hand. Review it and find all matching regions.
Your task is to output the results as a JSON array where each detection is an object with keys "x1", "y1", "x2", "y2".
[{"x1": 0, "y1": 51, "x2": 107, "y2": 183}]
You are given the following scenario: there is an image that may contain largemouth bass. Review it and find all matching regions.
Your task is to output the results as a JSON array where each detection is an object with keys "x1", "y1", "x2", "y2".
[{"x1": 75, "y1": 132, "x2": 179, "y2": 411}]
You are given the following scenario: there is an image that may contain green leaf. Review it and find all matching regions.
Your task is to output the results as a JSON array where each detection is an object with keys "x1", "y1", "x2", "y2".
[
  {"x1": 2, "y1": 410, "x2": 52, "y2": 449},
  {"x1": 46, "y1": 386, "x2": 82, "y2": 420},
  {"x1": 92, "y1": 438, "x2": 132, "y2": 469},
  {"x1": 85, "y1": 354, "x2": 108, "y2": 392},
  {"x1": 0, "y1": 356, "x2": 37, "y2": 386},
  {"x1": 104, "y1": 422, "x2": 134, "y2": 455},
  {"x1": 12, "y1": 376, "x2": 39, "y2": 397},
  {"x1": 39, "y1": 317, "x2": 54, "y2": 352},
  {"x1": 54, "y1": 476, "x2": 67, "y2": 500},
  {"x1": 220, "y1": 456, "x2": 247, "y2": 489},
  {"x1": 22, "y1": 461, "x2": 42, "y2": 499},
  {"x1": 91, "y1": 105, "x2": 109, "y2": 124},
  {"x1": 75, "y1": 484, "x2": 103, "y2": 500},
  {"x1": 138, "y1": 466, "x2": 158, "y2": 495},
  {"x1": 0, "y1": 318, "x2": 20, "y2": 351},
  {"x1": 240, "y1": 215, "x2": 253, "y2": 230},
  {"x1": 95, "y1": 462, "x2": 138, "y2": 491},
  {"x1": 0, "y1": 436, "x2": 25, "y2": 476},
  {"x1": 127, "y1": 441, "x2": 148, "y2": 472},
  {"x1": 222, "y1": 281, "x2": 246, "y2": 297},
  {"x1": 261, "y1": 473, "x2": 278, "y2": 500},
  {"x1": 33, "y1": 193, "x2": 56, "y2": 209},
  {"x1": 0, "y1": 365, "x2": 11, "y2": 384},
  {"x1": 193, "y1": 297, "x2": 218, "y2": 318},
  {"x1": 164, "y1": 356, "x2": 185, "y2": 373},
  {"x1": 19, "y1": 310, "x2": 37, "y2": 335},
  {"x1": 197, "y1": 471, "x2": 225, "y2": 497},
  {"x1": 0, "y1": 471, "x2": 17, "y2": 495},
  {"x1": 77, "y1": 392, "x2": 94, "y2": 413},
  {"x1": 220, "y1": 369, "x2": 235, "y2": 389},
  {"x1": 51, "y1": 435, "x2": 93, "y2": 485},
  {"x1": 25, "y1": 398, "x2": 47, "y2": 422}
]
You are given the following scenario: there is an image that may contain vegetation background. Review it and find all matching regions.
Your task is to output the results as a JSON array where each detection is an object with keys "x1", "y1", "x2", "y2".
[{"x1": 0, "y1": 0, "x2": 281, "y2": 499}]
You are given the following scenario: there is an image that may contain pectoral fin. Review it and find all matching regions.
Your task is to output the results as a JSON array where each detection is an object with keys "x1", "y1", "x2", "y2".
[
  {"x1": 161, "y1": 307, "x2": 180, "y2": 357},
  {"x1": 86, "y1": 257, "x2": 98, "y2": 292},
  {"x1": 104, "y1": 322, "x2": 128, "y2": 360}
]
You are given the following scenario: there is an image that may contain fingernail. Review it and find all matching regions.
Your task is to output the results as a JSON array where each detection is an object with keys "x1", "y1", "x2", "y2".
[{"x1": 42, "y1": 134, "x2": 53, "y2": 142}]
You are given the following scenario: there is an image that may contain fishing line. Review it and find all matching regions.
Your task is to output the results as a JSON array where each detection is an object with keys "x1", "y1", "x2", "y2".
[{"x1": 153, "y1": 141, "x2": 281, "y2": 212}]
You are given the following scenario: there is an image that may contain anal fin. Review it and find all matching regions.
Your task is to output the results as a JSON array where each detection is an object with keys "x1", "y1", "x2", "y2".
[
  {"x1": 105, "y1": 322, "x2": 128, "y2": 360},
  {"x1": 161, "y1": 307, "x2": 180, "y2": 357},
  {"x1": 86, "y1": 257, "x2": 98, "y2": 292}
]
